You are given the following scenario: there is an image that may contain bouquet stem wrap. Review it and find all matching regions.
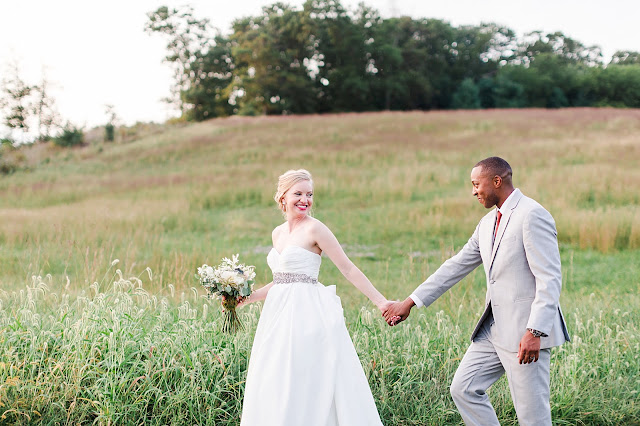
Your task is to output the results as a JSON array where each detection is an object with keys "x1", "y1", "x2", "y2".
[{"x1": 222, "y1": 297, "x2": 243, "y2": 333}]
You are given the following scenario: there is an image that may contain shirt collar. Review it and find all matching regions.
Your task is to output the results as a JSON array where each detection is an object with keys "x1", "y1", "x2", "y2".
[{"x1": 497, "y1": 188, "x2": 519, "y2": 214}]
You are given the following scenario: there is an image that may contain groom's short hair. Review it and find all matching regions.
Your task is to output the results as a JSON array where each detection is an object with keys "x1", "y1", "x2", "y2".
[{"x1": 475, "y1": 157, "x2": 512, "y2": 180}]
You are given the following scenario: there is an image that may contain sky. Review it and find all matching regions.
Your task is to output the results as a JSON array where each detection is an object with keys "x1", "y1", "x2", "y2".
[{"x1": 1, "y1": 0, "x2": 639, "y2": 132}]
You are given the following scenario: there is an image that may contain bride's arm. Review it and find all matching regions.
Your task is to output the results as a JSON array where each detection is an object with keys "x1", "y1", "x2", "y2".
[
  {"x1": 239, "y1": 282, "x2": 274, "y2": 307},
  {"x1": 312, "y1": 221, "x2": 389, "y2": 312}
]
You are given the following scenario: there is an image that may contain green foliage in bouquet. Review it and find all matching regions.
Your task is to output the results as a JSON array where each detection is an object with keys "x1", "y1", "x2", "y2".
[{"x1": 197, "y1": 254, "x2": 255, "y2": 333}]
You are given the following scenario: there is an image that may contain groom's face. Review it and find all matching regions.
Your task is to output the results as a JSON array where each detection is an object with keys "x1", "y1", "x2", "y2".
[{"x1": 471, "y1": 166, "x2": 499, "y2": 209}]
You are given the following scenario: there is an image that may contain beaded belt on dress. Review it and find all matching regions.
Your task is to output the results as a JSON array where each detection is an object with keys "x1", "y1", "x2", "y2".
[{"x1": 273, "y1": 272, "x2": 318, "y2": 285}]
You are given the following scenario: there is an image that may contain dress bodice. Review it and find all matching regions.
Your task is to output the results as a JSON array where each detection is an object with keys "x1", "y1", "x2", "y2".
[{"x1": 267, "y1": 246, "x2": 322, "y2": 280}]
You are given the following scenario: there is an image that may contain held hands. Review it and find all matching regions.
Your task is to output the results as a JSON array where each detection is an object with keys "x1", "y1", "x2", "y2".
[
  {"x1": 381, "y1": 297, "x2": 415, "y2": 326},
  {"x1": 377, "y1": 300, "x2": 395, "y2": 314},
  {"x1": 517, "y1": 331, "x2": 541, "y2": 364},
  {"x1": 377, "y1": 300, "x2": 402, "y2": 325}
]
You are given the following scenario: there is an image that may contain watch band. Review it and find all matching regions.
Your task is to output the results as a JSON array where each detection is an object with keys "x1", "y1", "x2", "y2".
[{"x1": 527, "y1": 328, "x2": 547, "y2": 338}]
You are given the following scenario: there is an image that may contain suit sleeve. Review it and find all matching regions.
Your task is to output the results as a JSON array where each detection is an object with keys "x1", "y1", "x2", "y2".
[
  {"x1": 411, "y1": 221, "x2": 483, "y2": 308},
  {"x1": 523, "y1": 207, "x2": 562, "y2": 335}
]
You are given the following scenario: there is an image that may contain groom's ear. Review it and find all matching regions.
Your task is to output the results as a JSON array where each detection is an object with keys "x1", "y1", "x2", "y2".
[{"x1": 493, "y1": 175, "x2": 502, "y2": 188}]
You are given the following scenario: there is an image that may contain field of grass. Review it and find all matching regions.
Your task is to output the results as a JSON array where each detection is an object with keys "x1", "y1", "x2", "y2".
[{"x1": 1, "y1": 108, "x2": 639, "y2": 424}]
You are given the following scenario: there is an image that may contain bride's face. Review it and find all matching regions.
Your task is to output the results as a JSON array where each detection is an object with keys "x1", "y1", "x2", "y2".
[{"x1": 283, "y1": 180, "x2": 313, "y2": 217}]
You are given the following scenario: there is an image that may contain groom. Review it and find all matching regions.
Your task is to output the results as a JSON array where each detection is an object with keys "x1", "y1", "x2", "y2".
[{"x1": 384, "y1": 157, "x2": 570, "y2": 425}]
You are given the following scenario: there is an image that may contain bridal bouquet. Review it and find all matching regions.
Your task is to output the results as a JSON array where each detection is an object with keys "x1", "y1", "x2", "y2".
[{"x1": 197, "y1": 254, "x2": 255, "y2": 333}]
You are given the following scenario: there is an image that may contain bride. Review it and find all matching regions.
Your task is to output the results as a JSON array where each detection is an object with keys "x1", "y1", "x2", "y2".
[{"x1": 239, "y1": 169, "x2": 394, "y2": 426}]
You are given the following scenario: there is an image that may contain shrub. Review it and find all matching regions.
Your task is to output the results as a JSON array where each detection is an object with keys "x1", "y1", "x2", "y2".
[
  {"x1": 0, "y1": 142, "x2": 26, "y2": 174},
  {"x1": 53, "y1": 123, "x2": 84, "y2": 147},
  {"x1": 237, "y1": 100, "x2": 262, "y2": 116},
  {"x1": 105, "y1": 123, "x2": 115, "y2": 142}
]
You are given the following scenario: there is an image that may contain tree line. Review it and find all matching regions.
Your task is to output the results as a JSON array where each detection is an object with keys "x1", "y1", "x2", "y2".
[
  {"x1": 0, "y1": 62, "x2": 119, "y2": 149},
  {"x1": 145, "y1": 1, "x2": 640, "y2": 120}
]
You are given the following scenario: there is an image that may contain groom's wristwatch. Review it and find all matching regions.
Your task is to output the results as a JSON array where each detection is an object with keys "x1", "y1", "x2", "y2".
[{"x1": 527, "y1": 328, "x2": 547, "y2": 338}]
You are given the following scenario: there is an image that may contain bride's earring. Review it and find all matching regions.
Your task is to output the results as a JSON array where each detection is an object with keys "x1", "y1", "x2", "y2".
[{"x1": 282, "y1": 201, "x2": 286, "y2": 211}]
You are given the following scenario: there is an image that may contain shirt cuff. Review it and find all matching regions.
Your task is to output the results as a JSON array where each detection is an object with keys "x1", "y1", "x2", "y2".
[{"x1": 409, "y1": 294, "x2": 424, "y2": 308}]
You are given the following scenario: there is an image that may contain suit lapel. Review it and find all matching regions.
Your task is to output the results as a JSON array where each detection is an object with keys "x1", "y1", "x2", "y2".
[
  {"x1": 489, "y1": 190, "x2": 523, "y2": 269},
  {"x1": 482, "y1": 211, "x2": 495, "y2": 263}
]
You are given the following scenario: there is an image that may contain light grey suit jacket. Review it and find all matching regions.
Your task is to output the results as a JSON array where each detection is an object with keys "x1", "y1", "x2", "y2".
[{"x1": 412, "y1": 189, "x2": 570, "y2": 352}]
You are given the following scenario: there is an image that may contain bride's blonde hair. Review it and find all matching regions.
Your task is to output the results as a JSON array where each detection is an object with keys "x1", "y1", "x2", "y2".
[{"x1": 274, "y1": 169, "x2": 313, "y2": 214}]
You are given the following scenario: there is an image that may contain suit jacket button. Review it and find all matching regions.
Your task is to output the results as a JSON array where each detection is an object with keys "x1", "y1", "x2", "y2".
[{"x1": 490, "y1": 280, "x2": 495, "y2": 284}]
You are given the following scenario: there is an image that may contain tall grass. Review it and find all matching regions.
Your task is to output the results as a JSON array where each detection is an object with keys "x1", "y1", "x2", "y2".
[{"x1": 0, "y1": 268, "x2": 638, "y2": 425}]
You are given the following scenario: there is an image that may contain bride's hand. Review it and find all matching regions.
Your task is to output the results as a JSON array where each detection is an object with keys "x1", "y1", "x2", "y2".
[
  {"x1": 378, "y1": 300, "x2": 403, "y2": 326},
  {"x1": 377, "y1": 299, "x2": 394, "y2": 314},
  {"x1": 237, "y1": 296, "x2": 249, "y2": 309}
]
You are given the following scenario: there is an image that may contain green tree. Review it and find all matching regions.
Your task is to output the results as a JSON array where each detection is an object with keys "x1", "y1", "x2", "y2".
[
  {"x1": 145, "y1": 2, "x2": 639, "y2": 115},
  {"x1": 411, "y1": 19, "x2": 456, "y2": 109},
  {"x1": 304, "y1": 0, "x2": 371, "y2": 112},
  {"x1": 594, "y1": 65, "x2": 640, "y2": 107},
  {"x1": 146, "y1": 6, "x2": 233, "y2": 120},
  {"x1": 451, "y1": 78, "x2": 481, "y2": 109},
  {"x1": 368, "y1": 18, "x2": 454, "y2": 110},
  {"x1": 477, "y1": 77, "x2": 496, "y2": 108},
  {"x1": 182, "y1": 34, "x2": 234, "y2": 120},
  {"x1": 366, "y1": 16, "x2": 405, "y2": 110},
  {"x1": 1, "y1": 63, "x2": 63, "y2": 142},
  {"x1": 231, "y1": 3, "x2": 316, "y2": 115},
  {"x1": 547, "y1": 87, "x2": 569, "y2": 108},
  {"x1": 610, "y1": 50, "x2": 640, "y2": 65},
  {"x1": 450, "y1": 24, "x2": 502, "y2": 81},
  {"x1": 516, "y1": 31, "x2": 603, "y2": 66},
  {"x1": 0, "y1": 62, "x2": 34, "y2": 136},
  {"x1": 479, "y1": 23, "x2": 519, "y2": 65},
  {"x1": 32, "y1": 73, "x2": 60, "y2": 141},
  {"x1": 492, "y1": 75, "x2": 526, "y2": 108},
  {"x1": 499, "y1": 54, "x2": 582, "y2": 107}
]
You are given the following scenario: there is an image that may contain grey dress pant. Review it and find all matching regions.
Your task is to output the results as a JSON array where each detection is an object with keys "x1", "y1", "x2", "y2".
[{"x1": 450, "y1": 313, "x2": 552, "y2": 426}]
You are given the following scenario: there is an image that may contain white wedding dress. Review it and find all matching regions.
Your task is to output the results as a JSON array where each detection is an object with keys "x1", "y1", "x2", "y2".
[{"x1": 240, "y1": 246, "x2": 383, "y2": 426}]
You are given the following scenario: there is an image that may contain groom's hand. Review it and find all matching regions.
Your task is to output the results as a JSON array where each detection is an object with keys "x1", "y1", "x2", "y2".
[
  {"x1": 383, "y1": 297, "x2": 415, "y2": 326},
  {"x1": 517, "y1": 331, "x2": 541, "y2": 364}
]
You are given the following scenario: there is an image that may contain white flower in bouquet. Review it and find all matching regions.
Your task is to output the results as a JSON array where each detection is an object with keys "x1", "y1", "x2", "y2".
[{"x1": 196, "y1": 254, "x2": 256, "y2": 333}]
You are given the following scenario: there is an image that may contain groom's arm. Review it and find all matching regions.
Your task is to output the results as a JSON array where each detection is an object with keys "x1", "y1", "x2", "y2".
[
  {"x1": 516, "y1": 206, "x2": 562, "y2": 364},
  {"x1": 523, "y1": 206, "x2": 562, "y2": 336},
  {"x1": 411, "y1": 222, "x2": 483, "y2": 308},
  {"x1": 384, "y1": 222, "x2": 483, "y2": 323}
]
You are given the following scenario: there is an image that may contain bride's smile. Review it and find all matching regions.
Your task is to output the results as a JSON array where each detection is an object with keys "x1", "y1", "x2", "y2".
[{"x1": 283, "y1": 180, "x2": 314, "y2": 217}]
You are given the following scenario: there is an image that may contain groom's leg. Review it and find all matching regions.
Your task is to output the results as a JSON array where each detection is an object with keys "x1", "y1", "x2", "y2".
[
  {"x1": 495, "y1": 345, "x2": 552, "y2": 426},
  {"x1": 450, "y1": 319, "x2": 504, "y2": 426}
]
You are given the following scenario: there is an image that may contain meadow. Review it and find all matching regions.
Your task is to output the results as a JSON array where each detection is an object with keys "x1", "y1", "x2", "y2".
[{"x1": 0, "y1": 108, "x2": 639, "y2": 424}]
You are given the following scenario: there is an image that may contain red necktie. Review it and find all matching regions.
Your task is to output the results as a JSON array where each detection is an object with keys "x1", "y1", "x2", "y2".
[{"x1": 494, "y1": 211, "x2": 502, "y2": 240}]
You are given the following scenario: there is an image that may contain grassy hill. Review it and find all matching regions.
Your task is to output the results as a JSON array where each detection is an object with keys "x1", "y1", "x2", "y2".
[
  {"x1": 0, "y1": 109, "x2": 638, "y2": 424},
  {"x1": 1, "y1": 108, "x2": 638, "y2": 290}
]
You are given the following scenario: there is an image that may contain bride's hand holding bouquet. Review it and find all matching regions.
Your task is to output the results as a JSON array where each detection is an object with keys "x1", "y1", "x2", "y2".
[{"x1": 197, "y1": 254, "x2": 256, "y2": 333}]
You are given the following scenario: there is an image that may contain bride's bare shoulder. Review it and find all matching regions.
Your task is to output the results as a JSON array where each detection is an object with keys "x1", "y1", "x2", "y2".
[
  {"x1": 307, "y1": 217, "x2": 331, "y2": 235},
  {"x1": 272, "y1": 223, "x2": 286, "y2": 240}
]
